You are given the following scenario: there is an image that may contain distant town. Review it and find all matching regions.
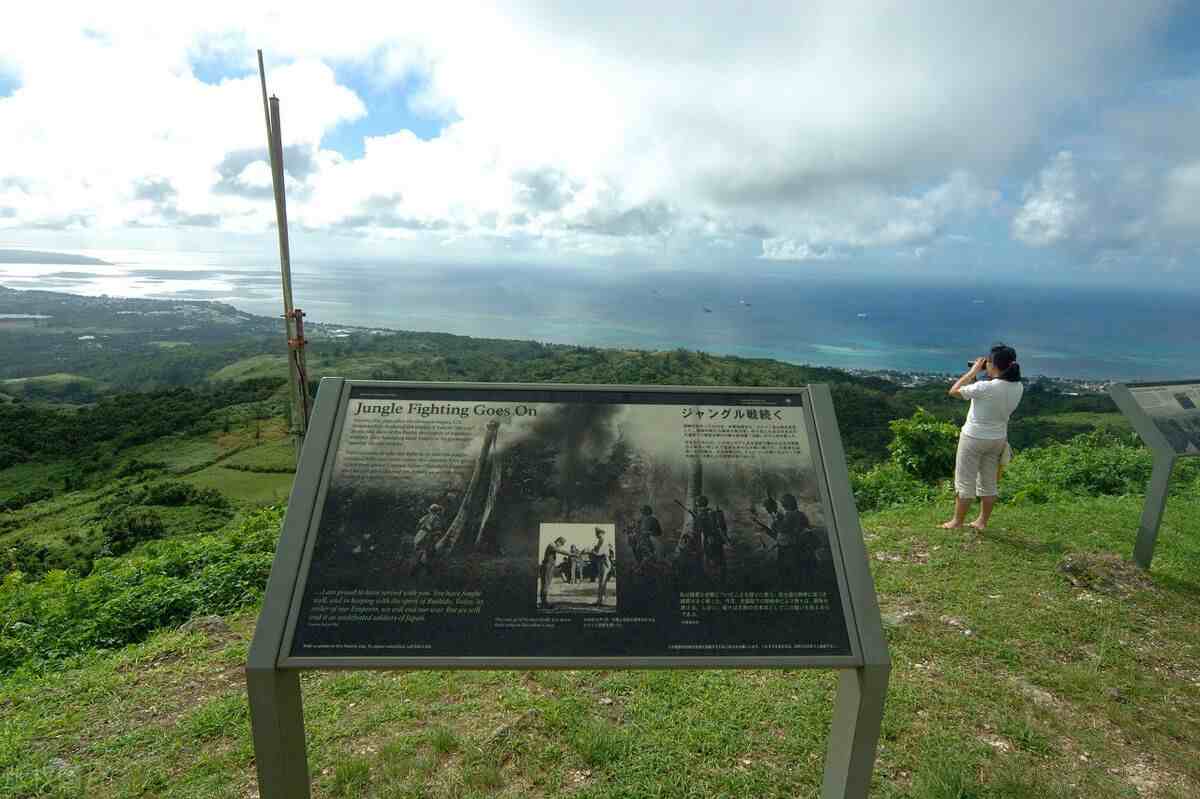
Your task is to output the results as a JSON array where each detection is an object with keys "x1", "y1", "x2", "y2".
[{"x1": 846, "y1": 367, "x2": 1112, "y2": 395}]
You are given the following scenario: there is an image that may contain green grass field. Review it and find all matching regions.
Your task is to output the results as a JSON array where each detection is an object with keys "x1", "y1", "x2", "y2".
[
  {"x1": 184, "y1": 466, "x2": 295, "y2": 506},
  {"x1": 208, "y1": 355, "x2": 291, "y2": 383},
  {"x1": 219, "y1": 438, "x2": 296, "y2": 473},
  {"x1": 0, "y1": 460, "x2": 69, "y2": 499},
  {"x1": 0, "y1": 373, "x2": 98, "y2": 387},
  {"x1": 208, "y1": 353, "x2": 421, "y2": 384},
  {"x1": 1, "y1": 493, "x2": 1196, "y2": 798}
]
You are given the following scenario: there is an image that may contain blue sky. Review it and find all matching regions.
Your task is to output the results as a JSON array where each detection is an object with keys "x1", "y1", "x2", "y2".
[
  {"x1": 0, "y1": 2, "x2": 1198, "y2": 287},
  {"x1": 322, "y1": 68, "x2": 453, "y2": 158}
]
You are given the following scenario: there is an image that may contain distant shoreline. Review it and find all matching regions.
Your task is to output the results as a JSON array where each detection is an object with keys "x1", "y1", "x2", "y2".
[
  {"x1": 0, "y1": 283, "x2": 1120, "y2": 392},
  {"x1": 0, "y1": 249, "x2": 111, "y2": 266}
]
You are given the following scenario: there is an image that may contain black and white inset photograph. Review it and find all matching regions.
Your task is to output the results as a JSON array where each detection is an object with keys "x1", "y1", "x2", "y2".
[{"x1": 537, "y1": 522, "x2": 617, "y2": 612}]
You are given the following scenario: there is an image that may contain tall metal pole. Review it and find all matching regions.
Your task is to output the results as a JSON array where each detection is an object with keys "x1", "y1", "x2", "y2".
[{"x1": 258, "y1": 50, "x2": 311, "y2": 455}]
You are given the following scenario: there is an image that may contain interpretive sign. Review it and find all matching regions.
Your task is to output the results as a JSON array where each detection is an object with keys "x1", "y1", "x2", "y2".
[
  {"x1": 248, "y1": 380, "x2": 888, "y2": 798},
  {"x1": 1124, "y1": 382, "x2": 1200, "y2": 456},
  {"x1": 1110, "y1": 380, "x2": 1200, "y2": 569}
]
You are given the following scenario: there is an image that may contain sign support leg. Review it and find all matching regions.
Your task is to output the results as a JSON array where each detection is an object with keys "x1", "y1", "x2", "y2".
[
  {"x1": 1133, "y1": 453, "x2": 1176, "y2": 570},
  {"x1": 822, "y1": 664, "x2": 889, "y2": 799},
  {"x1": 247, "y1": 667, "x2": 311, "y2": 799}
]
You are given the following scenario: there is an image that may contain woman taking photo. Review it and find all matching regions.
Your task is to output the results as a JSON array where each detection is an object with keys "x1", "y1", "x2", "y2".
[{"x1": 942, "y1": 344, "x2": 1023, "y2": 531}]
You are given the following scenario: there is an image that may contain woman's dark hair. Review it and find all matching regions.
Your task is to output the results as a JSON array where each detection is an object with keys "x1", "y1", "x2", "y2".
[{"x1": 989, "y1": 344, "x2": 1021, "y2": 382}]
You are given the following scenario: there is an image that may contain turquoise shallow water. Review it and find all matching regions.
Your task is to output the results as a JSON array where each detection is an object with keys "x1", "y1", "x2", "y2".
[{"x1": 2, "y1": 255, "x2": 1196, "y2": 381}]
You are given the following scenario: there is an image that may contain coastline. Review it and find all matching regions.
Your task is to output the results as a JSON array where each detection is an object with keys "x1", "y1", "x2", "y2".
[{"x1": 0, "y1": 277, "x2": 1176, "y2": 389}]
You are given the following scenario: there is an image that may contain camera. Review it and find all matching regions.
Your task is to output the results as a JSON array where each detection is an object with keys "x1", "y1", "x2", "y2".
[{"x1": 967, "y1": 358, "x2": 987, "y2": 368}]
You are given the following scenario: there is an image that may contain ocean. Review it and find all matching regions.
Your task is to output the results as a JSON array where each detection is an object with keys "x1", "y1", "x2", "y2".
[{"x1": 1, "y1": 251, "x2": 1196, "y2": 381}]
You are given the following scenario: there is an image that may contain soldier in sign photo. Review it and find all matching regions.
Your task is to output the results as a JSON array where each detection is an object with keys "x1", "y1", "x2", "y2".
[{"x1": 410, "y1": 503, "x2": 445, "y2": 577}]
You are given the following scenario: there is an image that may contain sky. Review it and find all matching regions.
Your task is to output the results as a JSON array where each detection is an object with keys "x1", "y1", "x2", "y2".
[{"x1": 1, "y1": 1, "x2": 1199, "y2": 286}]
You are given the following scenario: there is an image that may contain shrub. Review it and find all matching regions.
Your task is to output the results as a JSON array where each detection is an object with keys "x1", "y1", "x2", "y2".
[
  {"x1": 888, "y1": 407, "x2": 959, "y2": 483},
  {"x1": 0, "y1": 444, "x2": 27, "y2": 470},
  {"x1": 98, "y1": 486, "x2": 148, "y2": 515},
  {"x1": 142, "y1": 480, "x2": 229, "y2": 510},
  {"x1": 0, "y1": 505, "x2": 283, "y2": 673},
  {"x1": 116, "y1": 459, "x2": 167, "y2": 478},
  {"x1": 3, "y1": 540, "x2": 51, "y2": 575},
  {"x1": 223, "y1": 463, "x2": 295, "y2": 474},
  {"x1": 851, "y1": 461, "x2": 937, "y2": 513},
  {"x1": 142, "y1": 481, "x2": 197, "y2": 506},
  {"x1": 101, "y1": 508, "x2": 166, "y2": 556},
  {"x1": 998, "y1": 430, "x2": 1195, "y2": 501},
  {"x1": 0, "y1": 486, "x2": 54, "y2": 512}
]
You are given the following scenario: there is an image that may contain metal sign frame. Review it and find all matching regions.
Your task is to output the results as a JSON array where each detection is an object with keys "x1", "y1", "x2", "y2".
[
  {"x1": 247, "y1": 379, "x2": 890, "y2": 798},
  {"x1": 1109, "y1": 380, "x2": 1200, "y2": 569}
]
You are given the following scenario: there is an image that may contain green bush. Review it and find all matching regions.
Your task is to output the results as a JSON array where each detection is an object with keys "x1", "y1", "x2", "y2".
[
  {"x1": 851, "y1": 462, "x2": 937, "y2": 513},
  {"x1": 0, "y1": 443, "x2": 25, "y2": 470},
  {"x1": 97, "y1": 486, "x2": 148, "y2": 515},
  {"x1": 998, "y1": 430, "x2": 1198, "y2": 501},
  {"x1": 142, "y1": 480, "x2": 228, "y2": 510},
  {"x1": 888, "y1": 407, "x2": 959, "y2": 483},
  {"x1": 115, "y1": 458, "x2": 167, "y2": 478},
  {"x1": 101, "y1": 508, "x2": 166, "y2": 556},
  {"x1": 142, "y1": 481, "x2": 197, "y2": 506},
  {"x1": 0, "y1": 486, "x2": 54, "y2": 512},
  {"x1": 0, "y1": 505, "x2": 282, "y2": 673},
  {"x1": 2, "y1": 539, "x2": 93, "y2": 579},
  {"x1": 3, "y1": 540, "x2": 51, "y2": 575}
]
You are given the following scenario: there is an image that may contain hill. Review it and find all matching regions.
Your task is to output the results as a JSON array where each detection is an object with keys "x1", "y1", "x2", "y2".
[
  {"x1": 2, "y1": 285, "x2": 1186, "y2": 797},
  {"x1": 0, "y1": 494, "x2": 1196, "y2": 798},
  {"x1": 0, "y1": 249, "x2": 110, "y2": 265}
]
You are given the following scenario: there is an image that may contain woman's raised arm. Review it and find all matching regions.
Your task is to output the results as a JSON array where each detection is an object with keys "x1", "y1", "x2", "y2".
[{"x1": 949, "y1": 357, "x2": 987, "y2": 398}]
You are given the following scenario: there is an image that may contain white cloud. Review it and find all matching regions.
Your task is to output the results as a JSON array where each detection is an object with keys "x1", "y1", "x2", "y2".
[
  {"x1": 1162, "y1": 160, "x2": 1200, "y2": 229},
  {"x1": 760, "y1": 239, "x2": 838, "y2": 262},
  {"x1": 1013, "y1": 146, "x2": 1200, "y2": 271},
  {"x1": 1012, "y1": 152, "x2": 1087, "y2": 246},
  {"x1": 758, "y1": 172, "x2": 997, "y2": 260},
  {"x1": 0, "y1": 1, "x2": 1180, "y2": 266}
]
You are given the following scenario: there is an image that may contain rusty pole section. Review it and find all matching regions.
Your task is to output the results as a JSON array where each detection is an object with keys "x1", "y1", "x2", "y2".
[{"x1": 258, "y1": 50, "x2": 311, "y2": 454}]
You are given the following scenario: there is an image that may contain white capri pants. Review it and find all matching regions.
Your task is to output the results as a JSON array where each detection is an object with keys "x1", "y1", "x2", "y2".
[{"x1": 954, "y1": 434, "x2": 1007, "y2": 498}]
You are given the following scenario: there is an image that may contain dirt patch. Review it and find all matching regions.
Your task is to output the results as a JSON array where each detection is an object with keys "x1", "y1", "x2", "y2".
[
  {"x1": 878, "y1": 597, "x2": 927, "y2": 629},
  {"x1": 874, "y1": 546, "x2": 934, "y2": 565},
  {"x1": 485, "y1": 709, "x2": 540, "y2": 749},
  {"x1": 1010, "y1": 674, "x2": 1199, "y2": 797},
  {"x1": 979, "y1": 733, "x2": 1013, "y2": 753},
  {"x1": 1010, "y1": 676, "x2": 1064, "y2": 710},
  {"x1": 1058, "y1": 553, "x2": 1153, "y2": 598},
  {"x1": 939, "y1": 615, "x2": 974, "y2": 637},
  {"x1": 1107, "y1": 754, "x2": 1195, "y2": 797}
]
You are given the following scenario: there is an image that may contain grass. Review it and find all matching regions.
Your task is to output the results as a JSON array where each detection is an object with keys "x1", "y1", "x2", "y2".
[
  {"x1": 0, "y1": 493, "x2": 1197, "y2": 797},
  {"x1": 218, "y1": 437, "x2": 296, "y2": 473},
  {"x1": 183, "y1": 465, "x2": 294, "y2": 506},
  {"x1": 207, "y1": 353, "x2": 422, "y2": 384},
  {"x1": 0, "y1": 460, "x2": 70, "y2": 499},
  {"x1": 0, "y1": 373, "x2": 98, "y2": 387},
  {"x1": 209, "y1": 355, "x2": 291, "y2": 384}
]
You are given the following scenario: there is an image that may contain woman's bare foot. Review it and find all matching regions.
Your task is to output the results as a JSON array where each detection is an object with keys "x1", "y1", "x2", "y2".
[
  {"x1": 969, "y1": 519, "x2": 987, "y2": 531},
  {"x1": 940, "y1": 520, "x2": 963, "y2": 529}
]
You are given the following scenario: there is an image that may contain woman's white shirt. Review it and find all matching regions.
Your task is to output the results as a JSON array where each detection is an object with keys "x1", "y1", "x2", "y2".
[{"x1": 959, "y1": 378, "x2": 1024, "y2": 440}]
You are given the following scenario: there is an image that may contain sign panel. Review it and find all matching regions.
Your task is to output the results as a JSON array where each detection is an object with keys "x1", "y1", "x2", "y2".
[
  {"x1": 1126, "y1": 381, "x2": 1200, "y2": 456},
  {"x1": 281, "y1": 384, "x2": 857, "y2": 663}
]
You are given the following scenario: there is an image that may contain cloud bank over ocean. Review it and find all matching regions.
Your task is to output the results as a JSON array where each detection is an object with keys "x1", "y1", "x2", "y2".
[{"x1": 1, "y1": 2, "x2": 1198, "y2": 282}]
